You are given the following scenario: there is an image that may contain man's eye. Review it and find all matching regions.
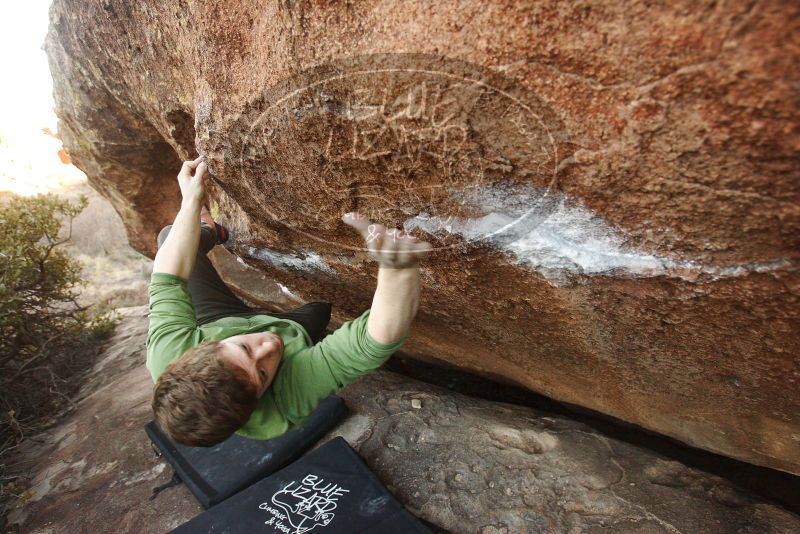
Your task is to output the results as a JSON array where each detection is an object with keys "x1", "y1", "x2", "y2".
[{"x1": 259, "y1": 370, "x2": 268, "y2": 380}]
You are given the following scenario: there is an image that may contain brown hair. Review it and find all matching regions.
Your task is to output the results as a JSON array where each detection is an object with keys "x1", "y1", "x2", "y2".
[{"x1": 152, "y1": 340, "x2": 259, "y2": 447}]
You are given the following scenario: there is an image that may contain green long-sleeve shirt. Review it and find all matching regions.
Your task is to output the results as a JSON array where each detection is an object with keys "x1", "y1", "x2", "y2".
[{"x1": 145, "y1": 272, "x2": 408, "y2": 440}]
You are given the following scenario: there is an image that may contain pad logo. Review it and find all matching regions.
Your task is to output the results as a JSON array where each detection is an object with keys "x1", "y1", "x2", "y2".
[{"x1": 258, "y1": 474, "x2": 350, "y2": 533}]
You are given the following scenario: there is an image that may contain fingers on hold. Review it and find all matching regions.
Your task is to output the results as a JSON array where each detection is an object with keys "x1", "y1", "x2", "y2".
[
  {"x1": 195, "y1": 161, "x2": 208, "y2": 178},
  {"x1": 182, "y1": 157, "x2": 203, "y2": 171},
  {"x1": 345, "y1": 220, "x2": 431, "y2": 259},
  {"x1": 400, "y1": 232, "x2": 430, "y2": 252}
]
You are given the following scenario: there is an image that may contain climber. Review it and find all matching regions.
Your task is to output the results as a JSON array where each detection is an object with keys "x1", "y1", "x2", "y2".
[{"x1": 145, "y1": 156, "x2": 433, "y2": 447}]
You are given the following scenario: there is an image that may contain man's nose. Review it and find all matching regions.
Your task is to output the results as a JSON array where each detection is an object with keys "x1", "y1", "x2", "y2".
[{"x1": 253, "y1": 336, "x2": 280, "y2": 359}]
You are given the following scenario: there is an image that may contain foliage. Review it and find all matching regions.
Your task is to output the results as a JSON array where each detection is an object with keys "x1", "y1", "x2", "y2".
[{"x1": 0, "y1": 193, "x2": 120, "y2": 517}]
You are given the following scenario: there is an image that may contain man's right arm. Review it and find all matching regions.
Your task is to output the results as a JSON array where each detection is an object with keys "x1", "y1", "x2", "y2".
[
  {"x1": 147, "y1": 158, "x2": 208, "y2": 380},
  {"x1": 151, "y1": 157, "x2": 207, "y2": 281},
  {"x1": 146, "y1": 273, "x2": 202, "y2": 380}
]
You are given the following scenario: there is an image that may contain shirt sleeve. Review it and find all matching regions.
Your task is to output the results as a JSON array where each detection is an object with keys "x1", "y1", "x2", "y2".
[
  {"x1": 146, "y1": 272, "x2": 202, "y2": 381},
  {"x1": 271, "y1": 308, "x2": 408, "y2": 425}
]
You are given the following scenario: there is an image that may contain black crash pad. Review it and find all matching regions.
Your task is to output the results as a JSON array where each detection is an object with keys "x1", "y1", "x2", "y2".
[
  {"x1": 146, "y1": 394, "x2": 347, "y2": 508},
  {"x1": 169, "y1": 436, "x2": 430, "y2": 534}
]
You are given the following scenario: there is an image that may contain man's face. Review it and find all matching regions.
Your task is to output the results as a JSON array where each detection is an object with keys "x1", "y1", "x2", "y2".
[{"x1": 219, "y1": 331, "x2": 284, "y2": 397}]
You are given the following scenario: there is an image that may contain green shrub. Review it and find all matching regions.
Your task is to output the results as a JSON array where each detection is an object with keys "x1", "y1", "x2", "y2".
[{"x1": 0, "y1": 193, "x2": 120, "y2": 514}]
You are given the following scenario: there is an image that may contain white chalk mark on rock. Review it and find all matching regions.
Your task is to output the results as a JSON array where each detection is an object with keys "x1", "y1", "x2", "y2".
[
  {"x1": 276, "y1": 282, "x2": 301, "y2": 300},
  {"x1": 246, "y1": 246, "x2": 335, "y2": 274},
  {"x1": 403, "y1": 183, "x2": 793, "y2": 284}
]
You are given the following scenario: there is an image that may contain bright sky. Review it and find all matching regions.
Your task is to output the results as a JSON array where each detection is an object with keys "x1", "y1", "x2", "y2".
[
  {"x1": 0, "y1": 0, "x2": 56, "y2": 131},
  {"x1": 0, "y1": 0, "x2": 85, "y2": 195}
]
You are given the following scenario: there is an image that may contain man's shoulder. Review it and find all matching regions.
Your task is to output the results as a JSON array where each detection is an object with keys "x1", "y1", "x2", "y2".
[{"x1": 146, "y1": 324, "x2": 202, "y2": 381}]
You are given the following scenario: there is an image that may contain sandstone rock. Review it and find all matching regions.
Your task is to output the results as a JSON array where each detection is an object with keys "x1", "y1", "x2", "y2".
[
  {"x1": 6, "y1": 307, "x2": 799, "y2": 533},
  {"x1": 44, "y1": 0, "x2": 800, "y2": 473}
]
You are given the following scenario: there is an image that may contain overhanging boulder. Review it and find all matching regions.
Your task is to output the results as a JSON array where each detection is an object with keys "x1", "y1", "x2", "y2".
[{"x1": 45, "y1": 0, "x2": 800, "y2": 474}]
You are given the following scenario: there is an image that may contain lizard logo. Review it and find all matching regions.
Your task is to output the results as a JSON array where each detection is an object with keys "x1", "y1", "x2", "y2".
[{"x1": 259, "y1": 474, "x2": 350, "y2": 533}]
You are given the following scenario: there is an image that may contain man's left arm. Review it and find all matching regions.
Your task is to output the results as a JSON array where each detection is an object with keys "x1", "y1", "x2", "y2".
[
  {"x1": 342, "y1": 211, "x2": 431, "y2": 345},
  {"x1": 271, "y1": 212, "x2": 432, "y2": 423}
]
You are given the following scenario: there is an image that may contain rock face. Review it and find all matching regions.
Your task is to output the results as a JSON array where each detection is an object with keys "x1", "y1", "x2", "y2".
[
  {"x1": 7, "y1": 307, "x2": 800, "y2": 533},
  {"x1": 45, "y1": 1, "x2": 800, "y2": 473}
]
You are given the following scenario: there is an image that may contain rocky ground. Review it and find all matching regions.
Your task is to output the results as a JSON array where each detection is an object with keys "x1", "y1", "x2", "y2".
[{"x1": 5, "y1": 307, "x2": 799, "y2": 533}]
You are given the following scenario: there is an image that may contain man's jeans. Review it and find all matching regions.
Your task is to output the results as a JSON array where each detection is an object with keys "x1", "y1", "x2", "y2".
[{"x1": 156, "y1": 224, "x2": 332, "y2": 343}]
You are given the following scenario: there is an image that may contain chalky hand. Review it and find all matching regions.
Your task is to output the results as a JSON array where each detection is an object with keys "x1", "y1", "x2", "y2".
[{"x1": 341, "y1": 212, "x2": 433, "y2": 268}]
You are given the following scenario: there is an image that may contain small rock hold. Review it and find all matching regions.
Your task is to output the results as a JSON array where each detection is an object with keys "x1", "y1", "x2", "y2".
[{"x1": 411, "y1": 399, "x2": 422, "y2": 409}]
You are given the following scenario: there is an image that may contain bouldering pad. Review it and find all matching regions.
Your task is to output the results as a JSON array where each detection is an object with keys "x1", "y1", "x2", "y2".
[
  {"x1": 146, "y1": 394, "x2": 347, "y2": 508},
  {"x1": 169, "y1": 436, "x2": 430, "y2": 533}
]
